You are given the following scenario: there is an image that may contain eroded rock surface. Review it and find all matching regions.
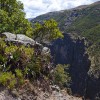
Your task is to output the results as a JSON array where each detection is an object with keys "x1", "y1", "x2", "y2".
[
  {"x1": 2, "y1": 32, "x2": 41, "y2": 46},
  {"x1": 0, "y1": 87, "x2": 82, "y2": 100}
]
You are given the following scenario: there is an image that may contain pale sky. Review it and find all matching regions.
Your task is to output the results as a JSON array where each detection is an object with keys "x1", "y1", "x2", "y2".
[{"x1": 19, "y1": 0, "x2": 99, "y2": 18}]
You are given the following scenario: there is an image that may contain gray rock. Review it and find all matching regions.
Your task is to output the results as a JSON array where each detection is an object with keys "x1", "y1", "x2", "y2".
[
  {"x1": 2, "y1": 32, "x2": 16, "y2": 41},
  {"x1": 17, "y1": 34, "x2": 35, "y2": 44},
  {"x1": 11, "y1": 89, "x2": 19, "y2": 97},
  {"x1": 51, "y1": 85, "x2": 60, "y2": 91},
  {"x1": 41, "y1": 47, "x2": 50, "y2": 55},
  {"x1": 1, "y1": 32, "x2": 50, "y2": 54},
  {"x1": 2, "y1": 32, "x2": 41, "y2": 46}
]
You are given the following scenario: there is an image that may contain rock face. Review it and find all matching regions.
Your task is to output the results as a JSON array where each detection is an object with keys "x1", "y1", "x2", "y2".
[
  {"x1": 49, "y1": 34, "x2": 100, "y2": 99},
  {"x1": 49, "y1": 34, "x2": 90, "y2": 97}
]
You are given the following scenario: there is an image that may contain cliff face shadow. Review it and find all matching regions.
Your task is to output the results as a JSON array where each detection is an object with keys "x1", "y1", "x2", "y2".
[{"x1": 49, "y1": 33, "x2": 90, "y2": 96}]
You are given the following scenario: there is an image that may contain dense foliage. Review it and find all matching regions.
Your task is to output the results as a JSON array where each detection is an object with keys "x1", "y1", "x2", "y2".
[
  {"x1": 0, "y1": 0, "x2": 32, "y2": 36},
  {"x1": 0, "y1": 37, "x2": 70, "y2": 89},
  {"x1": 53, "y1": 64, "x2": 71, "y2": 87},
  {"x1": 32, "y1": 19, "x2": 64, "y2": 43}
]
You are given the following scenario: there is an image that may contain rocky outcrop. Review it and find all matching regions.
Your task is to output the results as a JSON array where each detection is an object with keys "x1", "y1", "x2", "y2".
[
  {"x1": 36, "y1": 89, "x2": 82, "y2": 100},
  {"x1": 0, "y1": 86, "x2": 82, "y2": 100},
  {"x1": 1, "y1": 32, "x2": 41, "y2": 46},
  {"x1": 1, "y1": 32, "x2": 50, "y2": 55}
]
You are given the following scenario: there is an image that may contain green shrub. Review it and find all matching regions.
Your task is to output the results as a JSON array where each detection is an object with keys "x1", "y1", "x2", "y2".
[
  {"x1": 27, "y1": 56, "x2": 41, "y2": 77},
  {"x1": 33, "y1": 19, "x2": 63, "y2": 43},
  {"x1": 5, "y1": 45, "x2": 18, "y2": 55},
  {"x1": 15, "y1": 69, "x2": 24, "y2": 85},
  {"x1": 0, "y1": 72, "x2": 16, "y2": 89},
  {"x1": 53, "y1": 64, "x2": 71, "y2": 87}
]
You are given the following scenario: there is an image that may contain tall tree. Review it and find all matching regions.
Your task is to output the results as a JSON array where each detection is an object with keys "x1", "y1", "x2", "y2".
[
  {"x1": 33, "y1": 19, "x2": 64, "y2": 43},
  {"x1": 0, "y1": 0, "x2": 23, "y2": 16},
  {"x1": 0, "y1": 0, "x2": 32, "y2": 36}
]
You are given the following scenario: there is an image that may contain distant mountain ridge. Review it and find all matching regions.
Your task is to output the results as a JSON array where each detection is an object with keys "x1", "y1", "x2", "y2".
[
  {"x1": 31, "y1": 1, "x2": 100, "y2": 45},
  {"x1": 28, "y1": 18, "x2": 33, "y2": 21}
]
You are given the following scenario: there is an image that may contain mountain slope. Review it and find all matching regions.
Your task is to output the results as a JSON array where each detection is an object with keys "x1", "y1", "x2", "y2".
[{"x1": 31, "y1": 1, "x2": 100, "y2": 44}]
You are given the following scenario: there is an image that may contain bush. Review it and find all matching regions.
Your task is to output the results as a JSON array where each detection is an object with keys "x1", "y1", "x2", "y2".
[
  {"x1": 0, "y1": 72, "x2": 16, "y2": 89},
  {"x1": 53, "y1": 64, "x2": 71, "y2": 87},
  {"x1": 15, "y1": 69, "x2": 24, "y2": 86},
  {"x1": 33, "y1": 19, "x2": 63, "y2": 43}
]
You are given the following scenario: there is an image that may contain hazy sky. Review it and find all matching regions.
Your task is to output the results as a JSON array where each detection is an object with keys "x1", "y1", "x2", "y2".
[{"x1": 19, "y1": 0, "x2": 99, "y2": 18}]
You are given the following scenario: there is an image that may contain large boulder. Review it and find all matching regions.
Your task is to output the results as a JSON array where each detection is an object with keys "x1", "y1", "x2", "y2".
[
  {"x1": 1, "y1": 32, "x2": 41, "y2": 46},
  {"x1": 1, "y1": 32, "x2": 16, "y2": 41},
  {"x1": 41, "y1": 47, "x2": 50, "y2": 55}
]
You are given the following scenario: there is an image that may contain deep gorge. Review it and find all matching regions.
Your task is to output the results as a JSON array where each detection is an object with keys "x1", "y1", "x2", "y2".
[{"x1": 49, "y1": 33, "x2": 100, "y2": 99}]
